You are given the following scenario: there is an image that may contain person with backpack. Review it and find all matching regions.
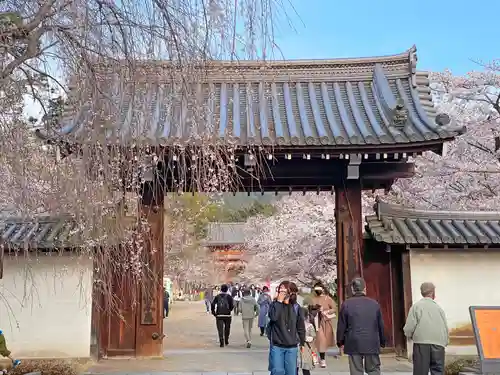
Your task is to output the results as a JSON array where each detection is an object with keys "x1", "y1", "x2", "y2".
[
  {"x1": 211, "y1": 284, "x2": 234, "y2": 347},
  {"x1": 267, "y1": 280, "x2": 305, "y2": 375}
]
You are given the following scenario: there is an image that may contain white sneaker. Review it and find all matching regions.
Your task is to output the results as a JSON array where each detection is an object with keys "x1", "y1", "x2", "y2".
[{"x1": 320, "y1": 359, "x2": 327, "y2": 368}]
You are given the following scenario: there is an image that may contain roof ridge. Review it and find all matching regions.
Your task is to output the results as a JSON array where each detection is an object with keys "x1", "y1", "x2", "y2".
[
  {"x1": 375, "y1": 198, "x2": 500, "y2": 221},
  {"x1": 37, "y1": 45, "x2": 466, "y2": 148},
  {"x1": 96, "y1": 46, "x2": 416, "y2": 70},
  {"x1": 207, "y1": 222, "x2": 246, "y2": 227},
  {"x1": 2, "y1": 215, "x2": 75, "y2": 224}
]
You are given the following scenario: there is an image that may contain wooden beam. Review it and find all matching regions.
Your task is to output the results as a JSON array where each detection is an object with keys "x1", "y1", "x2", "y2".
[
  {"x1": 135, "y1": 202, "x2": 165, "y2": 356},
  {"x1": 390, "y1": 249, "x2": 407, "y2": 357},
  {"x1": 0, "y1": 244, "x2": 3, "y2": 279},
  {"x1": 135, "y1": 177, "x2": 165, "y2": 357},
  {"x1": 335, "y1": 179, "x2": 363, "y2": 307},
  {"x1": 401, "y1": 251, "x2": 413, "y2": 319},
  {"x1": 161, "y1": 159, "x2": 415, "y2": 192}
]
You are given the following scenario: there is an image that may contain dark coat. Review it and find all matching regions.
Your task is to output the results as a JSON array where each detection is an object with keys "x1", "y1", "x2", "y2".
[
  {"x1": 336, "y1": 293, "x2": 386, "y2": 355},
  {"x1": 211, "y1": 293, "x2": 234, "y2": 316},
  {"x1": 268, "y1": 301, "x2": 306, "y2": 348}
]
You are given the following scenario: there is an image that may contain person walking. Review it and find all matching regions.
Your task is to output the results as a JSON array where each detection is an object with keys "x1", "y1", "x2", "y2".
[
  {"x1": 0, "y1": 330, "x2": 21, "y2": 370},
  {"x1": 404, "y1": 282, "x2": 448, "y2": 375},
  {"x1": 232, "y1": 285, "x2": 242, "y2": 316},
  {"x1": 310, "y1": 282, "x2": 336, "y2": 368},
  {"x1": 211, "y1": 284, "x2": 234, "y2": 347},
  {"x1": 255, "y1": 286, "x2": 262, "y2": 301},
  {"x1": 163, "y1": 288, "x2": 170, "y2": 318},
  {"x1": 258, "y1": 286, "x2": 272, "y2": 336},
  {"x1": 240, "y1": 288, "x2": 260, "y2": 348},
  {"x1": 204, "y1": 286, "x2": 214, "y2": 313},
  {"x1": 336, "y1": 277, "x2": 386, "y2": 375},
  {"x1": 297, "y1": 307, "x2": 317, "y2": 375},
  {"x1": 267, "y1": 280, "x2": 305, "y2": 375}
]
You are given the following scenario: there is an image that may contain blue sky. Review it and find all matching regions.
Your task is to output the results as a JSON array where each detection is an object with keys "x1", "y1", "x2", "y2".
[{"x1": 271, "y1": 0, "x2": 497, "y2": 75}]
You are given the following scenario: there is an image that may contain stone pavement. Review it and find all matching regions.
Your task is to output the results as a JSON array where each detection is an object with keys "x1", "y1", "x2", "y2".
[
  {"x1": 163, "y1": 300, "x2": 270, "y2": 350},
  {"x1": 87, "y1": 353, "x2": 412, "y2": 373},
  {"x1": 87, "y1": 301, "x2": 412, "y2": 374}
]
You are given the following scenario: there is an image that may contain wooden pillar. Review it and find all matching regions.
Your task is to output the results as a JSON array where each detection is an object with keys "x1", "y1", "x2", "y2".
[
  {"x1": 335, "y1": 180, "x2": 363, "y2": 306},
  {"x1": 390, "y1": 249, "x2": 407, "y2": 356},
  {"x1": 136, "y1": 178, "x2": 165, "y2": 357},
  {"x1": 401, "y1": 251, "x2": 413, "y2": 319}
]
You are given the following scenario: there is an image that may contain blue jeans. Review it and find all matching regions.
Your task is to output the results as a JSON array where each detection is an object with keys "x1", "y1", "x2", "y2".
[{"x1": 268, "y1": 345, "x2": 298, "y2": 375}]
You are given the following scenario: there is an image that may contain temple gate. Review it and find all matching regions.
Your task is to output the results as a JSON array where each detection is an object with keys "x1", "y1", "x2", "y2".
[{"x1": 38, "y1": 45, "x2": 464, "y2": 356}]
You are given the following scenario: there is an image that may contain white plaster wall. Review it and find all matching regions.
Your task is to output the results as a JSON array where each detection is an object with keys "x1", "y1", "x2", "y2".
[
  {"x1": 409, "y1": 250, "x2": 500, "y2": 356},
  {"x1": 0, "y1": 254, "x2": 93, "y2": 358}
]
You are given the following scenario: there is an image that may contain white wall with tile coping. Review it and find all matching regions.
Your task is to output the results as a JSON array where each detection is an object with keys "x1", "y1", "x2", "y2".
[
  {"x1": 0, "y1": 254, "x2": 93, "y2": 358},
  {"x1": 408, "y1": 249, "x2": 500, "y2": 356}
]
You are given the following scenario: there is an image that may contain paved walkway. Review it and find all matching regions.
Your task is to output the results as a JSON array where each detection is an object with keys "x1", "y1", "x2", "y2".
[
  {"x1": 163, "y1": 300, "x2": 271, "y2": 350},
  {"x1": 87, "y1": 301, "x2": 412, "y2": 374}
]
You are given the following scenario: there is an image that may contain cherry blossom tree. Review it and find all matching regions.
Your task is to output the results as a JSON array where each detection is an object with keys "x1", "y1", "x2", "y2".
[
  {"x1": 389, "y1": 63, "x2": 500, "y2": 210},
  {"x1": 164, "y1": 194, "x2": 217, "y2": 283},
  {"x1": 242, "y1": 193, "x2": 377, "y2": 286},
  {"x1": 0, "y1": 0, "x2": 290, "y2": 315}
]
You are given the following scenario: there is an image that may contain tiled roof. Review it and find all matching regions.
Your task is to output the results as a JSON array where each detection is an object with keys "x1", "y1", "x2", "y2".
[
  {"x1": 40, "y1": 46, "x2": 464, "y2": 148},
  {"x1": 0, "y1": 216, "x2": 81, "y2": 249},
  {"x1": 366, "y1": 199, "x2": 500, "y2": 245},
  {"x1": 203, "y1": 223, "x2": 245, "y2": 246}
]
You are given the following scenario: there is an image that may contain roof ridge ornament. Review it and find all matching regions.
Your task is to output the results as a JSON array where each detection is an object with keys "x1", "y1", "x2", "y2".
[
  {"x1": 408, "y1": 45, "x2": 418, "y2": 88},
  {"x1": 391, "y1": 98, "x2": 408, "y2": 128},
  {"x1": 435, "y1": 113, "x2": 467, "y2": 134},
  {"x1": 372, "y1": 64, "x2": 409, "y2": 129}
]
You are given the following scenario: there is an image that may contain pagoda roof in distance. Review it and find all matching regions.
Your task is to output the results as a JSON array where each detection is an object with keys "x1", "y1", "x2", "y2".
[
  {"x1": 365, "y1": 198, "x2": 500, "y2": 246},
  {"x1": 202, "y1": 222, "x2": 246, "y2": 246},
  {"x1": 38, "y1": 46, "x2": 465, "y2": 150}
]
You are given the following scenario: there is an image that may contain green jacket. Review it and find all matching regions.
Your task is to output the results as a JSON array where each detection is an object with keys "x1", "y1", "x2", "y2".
[
  {"x1": 403, "y1": 297, "x2": 449, "y2": 347},
  {"x1": 0, "y1": 334, "x2": 11, "y2": 357}
]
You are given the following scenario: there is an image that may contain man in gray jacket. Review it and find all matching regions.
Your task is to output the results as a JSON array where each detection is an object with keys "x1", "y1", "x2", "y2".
[
  {"x1": 404, "y1": 282, "x2": 449, "y2": 375},
  {"x1": 240, "y1": 288, "x2": 259, "y2": 348}
]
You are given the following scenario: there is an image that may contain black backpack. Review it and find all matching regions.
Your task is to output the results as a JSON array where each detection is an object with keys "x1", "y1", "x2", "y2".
[{"x1": 216, "y1": 294, "x2": 230, "y2": 313}]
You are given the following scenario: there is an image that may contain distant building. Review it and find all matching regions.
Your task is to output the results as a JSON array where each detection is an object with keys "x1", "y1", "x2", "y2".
[{"x1": 203, "y1": 223, "x2": 246, "y2": 282}]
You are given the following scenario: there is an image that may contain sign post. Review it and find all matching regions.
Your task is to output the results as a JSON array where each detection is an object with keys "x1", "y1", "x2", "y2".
[{"x1": 469, "y1": 306, "x2": 500, "y2": 374}]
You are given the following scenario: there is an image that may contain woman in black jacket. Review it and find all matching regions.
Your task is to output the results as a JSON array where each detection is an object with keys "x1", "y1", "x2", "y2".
[{"x1": 267, "y1": 281, "x2": 305, "y2": 375}]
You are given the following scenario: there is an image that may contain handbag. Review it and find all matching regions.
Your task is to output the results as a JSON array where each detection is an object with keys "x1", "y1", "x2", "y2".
[{"x1": 323, "y1": 311, "x2": 336, "y2": 319}]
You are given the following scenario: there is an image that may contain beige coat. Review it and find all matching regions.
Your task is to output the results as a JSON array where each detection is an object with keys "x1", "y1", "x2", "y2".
[{"x1": 311, "y1": 294, "x2": 336, "y2": 352}]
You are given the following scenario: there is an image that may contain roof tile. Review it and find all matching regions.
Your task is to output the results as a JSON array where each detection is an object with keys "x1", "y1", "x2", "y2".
[
  {"x1": 0, "y1": 217, "x2": 79, "y2": 249},
  {"x1": 366, "y1": 200, "x2": 500, "y2": 245},
  {"x1": 45, "y1": 47, "x2": 465, "y2": 147},
  {"x1": 203, "y1": 223, "x2": 245, "y2": 246}
]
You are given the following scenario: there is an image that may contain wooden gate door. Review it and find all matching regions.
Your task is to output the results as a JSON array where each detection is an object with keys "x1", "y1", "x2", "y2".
[
  {"x1": 105, "y1": 272, "x2": 137, "y2": 356},
  {"x1": 94, "y1": 244, "x2": 138, "y2": 358}
]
